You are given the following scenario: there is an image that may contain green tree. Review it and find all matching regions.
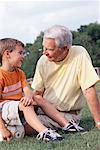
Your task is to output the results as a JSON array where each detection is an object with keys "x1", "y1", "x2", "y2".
[
  {"x1": 22, "y1": 32, "x2": 43, "y2": 78},
  {"x1": 73, "y1": 22, "x2": 100, "y2": 66}
]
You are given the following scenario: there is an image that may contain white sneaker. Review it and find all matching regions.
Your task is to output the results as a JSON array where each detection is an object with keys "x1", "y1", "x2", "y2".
[
  {"x1": 36, "y1": 128, "x2": 64, "y2": 142},
  {"x1": 62, "y1": 120, "x2": 87, "y2": 133}
]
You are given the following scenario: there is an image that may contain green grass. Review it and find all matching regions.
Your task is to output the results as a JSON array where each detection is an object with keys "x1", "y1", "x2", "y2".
[
  {"x1": 96, "y1": 82, "x2": 100, "y2": 93},
  {"x1": 0, "y1": 84, "x2": 100, "y2": 150}
]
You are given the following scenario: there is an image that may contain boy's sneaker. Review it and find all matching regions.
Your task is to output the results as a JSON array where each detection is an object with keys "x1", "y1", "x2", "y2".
[
  {"x1": 36, "y1": 128, "x2": 64, "y2": 142},
  {"x1": 62, "y1": 120, "x2": 87, "y2": 133}
]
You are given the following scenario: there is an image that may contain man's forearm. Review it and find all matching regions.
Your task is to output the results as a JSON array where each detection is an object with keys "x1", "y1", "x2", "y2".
[{"x1": 83, "y1": 86, "x2": 100, "y2": 125}]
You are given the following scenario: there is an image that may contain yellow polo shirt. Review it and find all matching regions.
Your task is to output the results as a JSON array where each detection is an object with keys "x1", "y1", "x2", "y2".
[{"x1": 31, "y1": 46, "x2": 99, "y2": 111}]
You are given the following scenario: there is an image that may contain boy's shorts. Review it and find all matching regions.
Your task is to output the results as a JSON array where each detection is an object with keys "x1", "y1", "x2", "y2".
[{"x1": 2, "y1": 101, "x2": 23, "y2": 126}]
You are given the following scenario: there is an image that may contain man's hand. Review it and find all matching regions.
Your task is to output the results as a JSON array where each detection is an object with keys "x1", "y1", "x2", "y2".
[
  {"x1": 96, "y1": 122, "x2": 100, "y2": 129},
  {"x1": 0, "y1": 127, "x2": 12, "y2": 141}
]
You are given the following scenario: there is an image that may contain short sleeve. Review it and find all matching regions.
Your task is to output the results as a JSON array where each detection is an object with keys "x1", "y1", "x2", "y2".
[
  {"x1": 0, "y1": 78, "x2": 3, "y2": 99},
  {"x1": 31, "y1": 62, "x2": 45, "y2": 92},
  {"x1": 78, "y1": 51, "x2": 100, "y2": 90},
  {"x1": 19, "y1": 70, "x2": 29, "y2": 88}
]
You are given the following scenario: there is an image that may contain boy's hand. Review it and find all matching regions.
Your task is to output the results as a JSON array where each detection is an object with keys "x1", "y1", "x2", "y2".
[
  {"x1": 0, "y1": 127, "x2": 12, "y2": 141},
  {"x1": 20, "y1": 96, "x2": 37, "y2": 107}
]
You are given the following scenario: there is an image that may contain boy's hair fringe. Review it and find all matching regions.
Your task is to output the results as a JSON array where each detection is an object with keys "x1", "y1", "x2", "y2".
[{"x1": 0, "y1": 38, "x2": 24, "y2": 64}]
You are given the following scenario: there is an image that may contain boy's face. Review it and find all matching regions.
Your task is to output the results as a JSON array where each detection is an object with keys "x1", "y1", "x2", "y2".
[{"x1": 8, "y1": 45, "x2": 25, "y2": 68}]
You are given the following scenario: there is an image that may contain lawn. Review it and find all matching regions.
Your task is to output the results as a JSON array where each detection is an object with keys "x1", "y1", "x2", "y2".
[
  {"x1": 0, "y1": 83, "x2": 100, "y2": 150},
  {"x1": 96, "y1": 81, "x2": 100, "y2": 90}
]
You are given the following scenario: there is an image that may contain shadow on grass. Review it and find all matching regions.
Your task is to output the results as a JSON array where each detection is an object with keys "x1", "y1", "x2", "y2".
[{"x1": 80, "y1": 117, "x2": 94, "y2": 131}]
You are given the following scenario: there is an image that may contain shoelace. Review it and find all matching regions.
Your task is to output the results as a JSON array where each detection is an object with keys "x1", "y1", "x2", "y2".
[
  {"x1": 70, "y1": 120, "x2": 84, "y2": 131},
  {"x1": 36, "y1": 129, "x2": 58, "y2": 142}
]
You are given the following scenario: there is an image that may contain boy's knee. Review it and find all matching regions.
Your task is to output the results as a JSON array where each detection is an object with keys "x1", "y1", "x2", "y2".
[
  {"x1": 19, "y1": 102, "x2": 34, "y2": 111},
  {"x1": 19, "y1": 102, "x2": 25, "y2": 111}
]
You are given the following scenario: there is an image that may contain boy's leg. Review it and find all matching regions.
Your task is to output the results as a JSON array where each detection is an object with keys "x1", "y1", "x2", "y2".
[
  {"x1": 19, "y1": 103, "x2": 47, "y2": 133},
  {"x1": 19, "y1": 103, "x2": 63, "y2": 141},
  {"x1": 2, "y1": 101, "x2": 63, "y2": 141},
  {"x1": 18, "y1": 110, "x2": 35, "y2": 135},
  {"x1": 24, "y1": 123, "x2": 36, "y2": 135}
]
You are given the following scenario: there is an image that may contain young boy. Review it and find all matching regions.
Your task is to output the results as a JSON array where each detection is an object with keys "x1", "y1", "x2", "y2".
[{"x1": 0, "y1": 38, "x2": 85, "y2": 142}]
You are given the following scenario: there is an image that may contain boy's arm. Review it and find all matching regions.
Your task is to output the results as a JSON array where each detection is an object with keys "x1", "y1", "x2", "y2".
[
  {"x1": 21, "y1": 86, "x2": 37, "y2": 106},
  {"x1": 23, "y1": 86, "x2": 33, "y2": 97},
  {"x1": 0, "y1": 113, "x2": 12, "y2": 141},
  {"x1": 0, "y1": 82, "x2": 12, "y2": 140}
]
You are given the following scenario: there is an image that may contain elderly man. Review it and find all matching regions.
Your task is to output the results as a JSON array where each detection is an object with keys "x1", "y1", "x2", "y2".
[{"x1": 31, "y1": 25, "x2": 100, "y2": 130}]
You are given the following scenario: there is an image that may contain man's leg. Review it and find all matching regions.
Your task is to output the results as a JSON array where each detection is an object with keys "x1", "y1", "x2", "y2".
[
  {"x1": 34, "y1": 95, "x2": 70, "y2": 127},
  {"x1": 37, "y1": 108, "x2": 81, "y2": 129}
]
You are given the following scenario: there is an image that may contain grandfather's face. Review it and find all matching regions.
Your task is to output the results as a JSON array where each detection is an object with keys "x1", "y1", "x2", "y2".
[{"x1": 43, "y1": 38, "x2": 66, "y2": 62}]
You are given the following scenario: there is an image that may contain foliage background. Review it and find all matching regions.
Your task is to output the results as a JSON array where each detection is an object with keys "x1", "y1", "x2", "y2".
[{"x1": 22, "y1": 22, "x2": 100, "y2": 78}]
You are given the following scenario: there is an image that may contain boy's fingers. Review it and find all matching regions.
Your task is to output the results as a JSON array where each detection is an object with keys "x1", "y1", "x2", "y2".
[
  {"x1": 21, "y1": 97, "x2": 25, "y2": 101},
  {"x1": 20, "y1": 98, "x2": 24, "y2": 102},
  {"x1": 28, "y1": 99, "x2": 32, "y2": 105}
]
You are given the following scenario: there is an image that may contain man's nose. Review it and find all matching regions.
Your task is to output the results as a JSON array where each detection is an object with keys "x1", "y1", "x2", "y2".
[{"x1": 43, "y1": 49, "x2": 48, "y2": 55}]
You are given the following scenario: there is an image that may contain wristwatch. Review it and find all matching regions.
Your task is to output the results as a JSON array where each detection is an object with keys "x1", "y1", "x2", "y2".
[{"x1": 96, "y1": 122, "x2": 100, "y2": 125}]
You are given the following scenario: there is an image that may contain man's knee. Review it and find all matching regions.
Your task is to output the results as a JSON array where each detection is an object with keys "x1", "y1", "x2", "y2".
[{"x1": 34, "y1": 95, "x2": 46, "y2": 106}]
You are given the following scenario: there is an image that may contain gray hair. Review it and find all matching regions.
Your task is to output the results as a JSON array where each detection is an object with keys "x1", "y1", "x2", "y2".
[{"x1": 43, "y1": 25, "x2": 72, "y2": 48}]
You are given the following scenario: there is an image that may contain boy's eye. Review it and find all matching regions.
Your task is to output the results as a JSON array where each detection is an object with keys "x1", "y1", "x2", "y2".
[{"x1": 19, "y1": 51, "x2": 25, "y2": 55}]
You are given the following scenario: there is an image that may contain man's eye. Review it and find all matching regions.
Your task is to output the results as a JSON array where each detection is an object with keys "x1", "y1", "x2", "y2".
[
  {"x1": 44, "y1": 48, "x2": 54, "y2": 51},
  {"x1": 19, "y1": 52, "x2": 23, "y2": 55}
]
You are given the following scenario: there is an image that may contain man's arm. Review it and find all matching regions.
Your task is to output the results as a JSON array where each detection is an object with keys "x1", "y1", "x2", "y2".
[
  {"x1": 33, "y1": 90, "x2": 44, "y2": 97},
  {"x1": 83, "y1": 85, "x2": 100, "y2": 129}
]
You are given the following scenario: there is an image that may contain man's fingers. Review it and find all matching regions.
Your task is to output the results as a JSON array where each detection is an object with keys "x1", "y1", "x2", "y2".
[{"x1": 7, "y1": 137, "x2": 12, "y2": 141}]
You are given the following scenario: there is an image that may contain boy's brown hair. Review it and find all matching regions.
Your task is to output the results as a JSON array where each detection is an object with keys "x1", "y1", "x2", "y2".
[{"x1": 0, "y1": 38, "x2": 25, "y2": 64}]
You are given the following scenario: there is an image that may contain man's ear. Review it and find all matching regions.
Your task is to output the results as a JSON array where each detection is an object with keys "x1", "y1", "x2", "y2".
[{"x1": 3, "y1": 50, "x2": 10, "y2": 58}]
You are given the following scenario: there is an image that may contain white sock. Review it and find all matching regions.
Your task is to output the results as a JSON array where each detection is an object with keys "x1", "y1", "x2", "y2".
[
  {"x1": 39, "y1": 128, "x2": 48, "y2": 134},
  {"x1": 62, "y1": 123, "x2": 70, "y2": 130}
]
